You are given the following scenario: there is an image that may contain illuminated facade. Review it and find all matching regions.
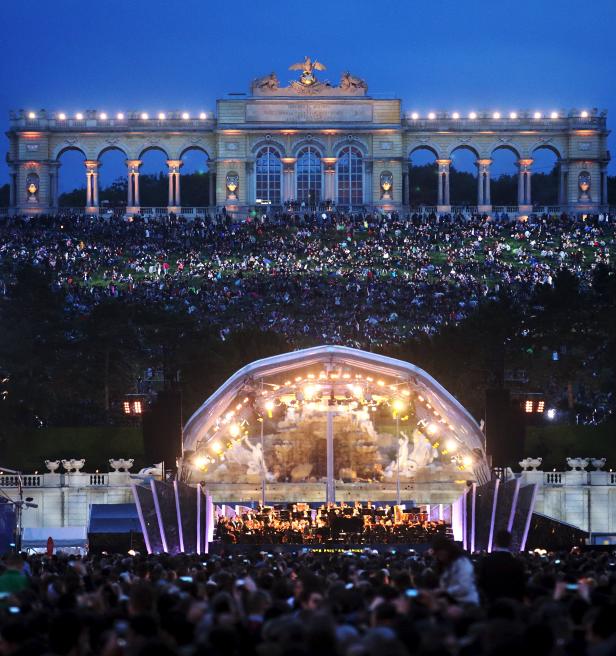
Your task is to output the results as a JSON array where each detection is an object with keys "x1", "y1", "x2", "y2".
[
  {"x1": 182, "y1": 345, "x2": 491, "y2": 504},
  {"x1": 5, "y1": 62, "x2": 610, "y2": 216}
]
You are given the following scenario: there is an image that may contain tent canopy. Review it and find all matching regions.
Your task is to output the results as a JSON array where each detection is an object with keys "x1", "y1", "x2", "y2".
[{"x1": 89, "y1": 503, "x2": 141, "y2": 534}]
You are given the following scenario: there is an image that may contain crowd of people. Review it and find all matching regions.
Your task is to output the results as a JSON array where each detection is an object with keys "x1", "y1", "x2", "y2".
[
  {"x1": 0, "y1": 208, "x2": 614, "y2": 422},
  {"x1": 0, "y1": 209, "x2": 613, "y2": 348},
  {"x1": 0, "y1": 531, "x2": 615, "y2": 655},
  {"x1": 216, "y1": 503, "x2": 449, "y2": 545}
]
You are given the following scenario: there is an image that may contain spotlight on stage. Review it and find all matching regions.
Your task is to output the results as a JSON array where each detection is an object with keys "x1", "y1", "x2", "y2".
[{"x1": 426, "y1": 422, "x2": 439, "y2": 436}]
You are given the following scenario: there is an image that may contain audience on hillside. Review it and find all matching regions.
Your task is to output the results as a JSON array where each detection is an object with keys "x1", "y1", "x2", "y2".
[{"x1": 0, "y1": 209, "x2": 614, "y2": 419}]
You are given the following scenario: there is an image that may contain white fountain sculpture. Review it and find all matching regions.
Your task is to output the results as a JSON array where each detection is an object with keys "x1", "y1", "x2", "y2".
[
  {"x1": 384, "y1": 429, "x2": 438, "y2": 479},
  {"x1": 45, "y1": 459, "x2": 61, "y2": 473},
  {"x1": 519, "y1": 457, "x2": 542, "y2": 471},
  {"x1": 566, "y1": 457, "x2": 590, "y2": 471},
  {"x1": 61, "y1": 458, "x2": 86, "y2": 473},
  {"x1": 224, "y1": 437, "x2": 275, "y2": 480},
  {"x1": 138, "y1": 463, "x2": 163, "y2": 477},
  {"x1": 590, "y1": 457, "x2": 607, "y2": 471},
  {"x1": 109, "y1": 458, "x2": 135, "y2": 472}
]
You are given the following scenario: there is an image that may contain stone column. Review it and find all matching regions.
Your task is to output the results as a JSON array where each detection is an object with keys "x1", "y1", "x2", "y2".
[
  {"x1": 559, "y1": 162, "x2": 569, "y2": 207},
  {"x1": 85, "y1": 167, "x2": 92, "y2": 207},
  {"x1": 601, "y1": 165, "x2": 608, "y2": 206},
  {"x1": 364, "y1": 160, "x2": 373, "y2": 206},
  {"x1": 517, "y1": 159, "x2": 533, "y2": 211},
  {"x1": 208, "y1": 162, "x2": 216, "y2": 208},
  {"x1": 48, "y1": 162, "x2": 59, "y2": 210},
  {"x1": 476, "y1": 159, "x2": 492, "y2": 211},
  {"x1": 402, "y1": 170, "x2": 409, "y2": 206},
  {"x1": 436, "y1": 159, "x2": 451, "y2": 211},
  {"x1": 85, "y1": 160, "x2": 100, "y2": 214},
  {"x1": 281, "y1": 158, "x2": 296, "y2": 203},
  {"x1": 322, "y1": 157, "x2": 337, "y2": 205},
  {"x1": 166, "y1": 160, "x2": 183, "y2": 210},
  {"x1": 126, "y1": 159, "x2": 142, "y2": 213},
  {"x1": 245, "y1": 161, "x2": 255, "y2": 205},
  {"x1": 8, "y1": 167, "x2": 16, "y2": 209}
]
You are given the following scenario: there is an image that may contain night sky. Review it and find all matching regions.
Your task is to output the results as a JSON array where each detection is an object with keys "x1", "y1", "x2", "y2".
[{"x1": 1, "y1": 0, "x2": 615, "y2": 192}]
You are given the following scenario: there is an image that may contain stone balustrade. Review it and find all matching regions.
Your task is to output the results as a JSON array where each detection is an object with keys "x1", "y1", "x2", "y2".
[
  {"x1": 0, "y1": 471, "x2": 133, "y2": 488},
  {"x1": 1, "y1": 461, "x2": 615, "y2": 536}
]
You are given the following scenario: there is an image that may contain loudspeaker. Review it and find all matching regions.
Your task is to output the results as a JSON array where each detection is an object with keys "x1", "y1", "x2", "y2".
[
  {"x1": 485, "y1": 388, "x2": 525, "y2": 468},
  {"x1": 142, "y1": 391, "x2": 182, "y2": 469}
]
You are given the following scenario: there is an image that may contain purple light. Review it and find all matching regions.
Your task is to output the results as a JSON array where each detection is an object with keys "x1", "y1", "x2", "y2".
[
  {"x1": 470, "y1": 483, "x2": 477, "y2": 553},
  {"x1": 487, "y1": 478, "x2": 501, "y2": 553},
  {"x1": 507, "y1": 478, "x2": 521, "y2": 533},
  {"x1": 173, "y1": 480, "x2": 185, "y2": 553},
  {"x1": 150, "y1": 479, "x2": 168, "y2": 553},
  {"x1": 452, "y1": 494, "x2": 464, "y2": 542},
  {"x1": 131, "y1": 483, "x2": 152, "y2": 554},
  {"x1": 196, "y1": 484, "x2": 202, "y2": 555},
  {"x1": 205, "y1": 493, "x2": 214, "y2": 554},
  {"x1": 520, "y1": 483, "x2": 538, "y2": 552}
]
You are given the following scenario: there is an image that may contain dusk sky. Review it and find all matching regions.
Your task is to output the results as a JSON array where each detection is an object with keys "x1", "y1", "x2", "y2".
[{"x1": 1, "y1": 0, "x2": 615, "y2": 192}]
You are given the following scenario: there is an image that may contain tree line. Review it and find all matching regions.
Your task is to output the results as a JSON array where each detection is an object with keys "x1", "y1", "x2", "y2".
[{"x1": 0, "y1": 168, "x2": 615, "y2": 207}]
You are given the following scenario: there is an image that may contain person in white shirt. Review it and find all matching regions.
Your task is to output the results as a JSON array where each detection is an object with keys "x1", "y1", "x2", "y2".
[{"x1": 432, "y1": 535, "x2": 480, "y2": 605}]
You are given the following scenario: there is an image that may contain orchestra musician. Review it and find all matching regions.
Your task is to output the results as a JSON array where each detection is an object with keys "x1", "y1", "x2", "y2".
[{"x1": 215, "y1": 502, "x2": 448, "y2": 545}]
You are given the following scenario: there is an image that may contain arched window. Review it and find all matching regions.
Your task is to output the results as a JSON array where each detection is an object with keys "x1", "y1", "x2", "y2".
[
  {"x1": 296, "y1": 146, "x2": 322, "y2": 204},
  {"x1": 337, "y1": 146, "x2": 363, "y2": 206},
  {"x1": 255, "y1": 147, "x2": 281, "y2": 204}
]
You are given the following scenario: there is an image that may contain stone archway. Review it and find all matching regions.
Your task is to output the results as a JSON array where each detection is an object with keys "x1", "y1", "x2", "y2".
[
  {"x1": 408, "y1": 145, "x2": 439, "y2": 207},
  {"x1": 179, "y1": 146, "x2": 212, "y2": 208}
]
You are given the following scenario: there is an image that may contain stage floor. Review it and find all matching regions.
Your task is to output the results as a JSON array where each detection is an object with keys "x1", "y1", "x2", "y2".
[{"x1": 208, "y1": 542, "x2": 433, "y2": 555}]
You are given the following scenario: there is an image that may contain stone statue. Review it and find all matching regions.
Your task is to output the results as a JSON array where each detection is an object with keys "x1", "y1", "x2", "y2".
[
  {"x1": 384, "y1": 429, "x2": 438, "y2": 479},
  {"x1": 252, "y1": 72, "x2": 279, "y2": 91},
  {"x1": 289, "y1": 56, "x2": 326, "y2": 86},
  {"x1": 340, "y1": 71, "x2": 368, "y2": 91},
  {"x1": 224, "y1": 437, "x2": 274, "y2": 480}
]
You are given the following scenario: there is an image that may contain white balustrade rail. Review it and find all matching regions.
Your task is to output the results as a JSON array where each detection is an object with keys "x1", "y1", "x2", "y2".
[{"x1": 0, "y1": 471, "x2": 132, "y2": 488}]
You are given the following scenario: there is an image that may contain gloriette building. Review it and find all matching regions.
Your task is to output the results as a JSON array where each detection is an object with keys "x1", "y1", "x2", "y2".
[{"x1": 5, "y1": 58, "x2": 611, "y2": 216}]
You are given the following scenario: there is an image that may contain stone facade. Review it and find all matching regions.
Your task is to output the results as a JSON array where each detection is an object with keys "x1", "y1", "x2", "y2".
[{"x1": 5, "y1": 71, "x2": 611, "y2": 216}]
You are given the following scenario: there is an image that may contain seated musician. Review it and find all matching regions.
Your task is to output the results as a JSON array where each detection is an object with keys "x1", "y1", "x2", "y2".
[{"x1": 215, "y1": 503, "x2": 451, "y2": 546}]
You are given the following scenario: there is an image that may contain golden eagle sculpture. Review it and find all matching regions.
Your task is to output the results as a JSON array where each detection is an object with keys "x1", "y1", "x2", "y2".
[{"x1": 289, "y1": 56, "x2": 326, "y2": 85}]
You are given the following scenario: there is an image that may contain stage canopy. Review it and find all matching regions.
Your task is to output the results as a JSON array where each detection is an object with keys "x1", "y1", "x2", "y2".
[{"x1": 183, "y1": 345, "x2": 490, "y2": 503}]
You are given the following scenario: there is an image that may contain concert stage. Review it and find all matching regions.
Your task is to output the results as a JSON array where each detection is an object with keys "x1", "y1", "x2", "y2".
[{"x1": 131, "y1": 346, "x2": 538, "y2": 554}]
